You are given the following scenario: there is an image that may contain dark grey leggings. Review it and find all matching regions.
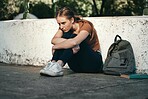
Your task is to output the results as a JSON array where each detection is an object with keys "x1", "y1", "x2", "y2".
[{"x1": 52, "y1": 32, "x2": 103, "y2": 73}]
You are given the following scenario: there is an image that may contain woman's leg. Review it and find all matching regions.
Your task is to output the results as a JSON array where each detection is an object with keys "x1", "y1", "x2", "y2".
[
  {"x1": 51, "y1": 49, "x2": 64, "y2": 61},
  {"x1": 51, "y1": 33, "x2": 77, "y2": 65},
  {"x1": 40, "y1": 33, "x2": 76, "y2": 76},
  {"x1": 52, "y1": 48, "x2": 73, "y2": 65},
  {"x1": 68, "y1": 41, "x2": 103, "y2": 73}
]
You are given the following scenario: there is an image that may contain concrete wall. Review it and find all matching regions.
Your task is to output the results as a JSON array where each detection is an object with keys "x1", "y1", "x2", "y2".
[{"x1": 0, "y1": 16, "x2": 148, "y2": 74}]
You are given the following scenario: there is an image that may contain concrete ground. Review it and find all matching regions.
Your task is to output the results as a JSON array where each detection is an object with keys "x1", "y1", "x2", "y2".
[{"x1": 0, "y1": 63, "x2": 148, "y2": 99}]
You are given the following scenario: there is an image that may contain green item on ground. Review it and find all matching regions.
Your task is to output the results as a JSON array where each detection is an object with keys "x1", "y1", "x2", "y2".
[{"x1": 120, "y1": 74, "x2": 148, "y2": 79}]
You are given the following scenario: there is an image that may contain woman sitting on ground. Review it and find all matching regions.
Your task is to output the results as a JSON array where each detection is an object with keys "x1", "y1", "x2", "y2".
[{"x1": 40, "y1": 7, "x2": 103, "y2": 76}]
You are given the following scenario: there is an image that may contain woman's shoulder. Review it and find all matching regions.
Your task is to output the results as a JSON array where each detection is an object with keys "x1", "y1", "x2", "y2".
[
  {"x1": 78, "y1": 19, "x2": 94, "y2": 29},
  {"x1": 77, "y1": 19, "x2": 91, "y2": 23},
  {"x1": 76, "y1": 19, "x2": 94, "y2": 33}
]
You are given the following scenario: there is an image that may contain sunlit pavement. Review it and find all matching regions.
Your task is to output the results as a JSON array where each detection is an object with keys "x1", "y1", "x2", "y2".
[{"x1": 0, "y1": 63, "x2": 148, "y2": 99}]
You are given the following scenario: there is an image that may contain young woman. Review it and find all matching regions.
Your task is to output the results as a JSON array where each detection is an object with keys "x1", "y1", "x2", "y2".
[{"x1": 40, "y1": 7, "x2": 103, "y2": 76}]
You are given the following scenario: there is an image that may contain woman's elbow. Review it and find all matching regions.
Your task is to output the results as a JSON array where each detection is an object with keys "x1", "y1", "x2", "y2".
[
  {"x1": 51, "y1": 39, "x2": 54, "y2": 45},
  {"x1": 51, "y1": 37, "x2": 57, "y2": 45}
]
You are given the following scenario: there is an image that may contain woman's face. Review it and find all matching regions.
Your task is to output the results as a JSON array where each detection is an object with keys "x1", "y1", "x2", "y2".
[{"x1": 56, "y1": 16, "x2": 74, "y2": 32}]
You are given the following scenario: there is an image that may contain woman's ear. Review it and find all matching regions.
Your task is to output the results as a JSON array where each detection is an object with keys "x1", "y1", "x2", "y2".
[{"x1": 71, "y1": 17, "x2": 74, "y2": 24}]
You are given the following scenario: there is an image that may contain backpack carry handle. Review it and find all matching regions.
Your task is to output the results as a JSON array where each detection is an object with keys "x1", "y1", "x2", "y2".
[
  {"x1": 109, "y1": 35, "x2": 122, "y2": 56},
  {"x1": 114, "y1": 35, "x2": 122, "y2": 42}
]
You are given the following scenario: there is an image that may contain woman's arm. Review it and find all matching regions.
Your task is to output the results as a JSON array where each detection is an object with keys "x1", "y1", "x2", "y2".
[
  {"x1": 52, "y1": 30, "x2": 89, "y2": 50},
  {"x1": 51, "y1": 29, "x2": 67, "y2": 45}
]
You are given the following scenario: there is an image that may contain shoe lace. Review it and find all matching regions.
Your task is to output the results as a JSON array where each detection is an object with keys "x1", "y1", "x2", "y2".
[
  {"x1": 44, "y1": 62, "x2": 54, "y2": 70},
  {"x1": 44, "y1": 62, "x2": 62, "y2": 72}
]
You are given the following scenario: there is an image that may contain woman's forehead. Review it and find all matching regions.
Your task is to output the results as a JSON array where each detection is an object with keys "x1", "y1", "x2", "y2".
[{"x1": 56, "y1": 16, "x2": 69, "y2": 22}]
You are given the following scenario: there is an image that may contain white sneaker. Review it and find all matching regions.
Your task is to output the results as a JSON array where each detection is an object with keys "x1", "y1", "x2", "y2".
[
  {"x1": 40, "y1": 62, "x2": 63, "y2": 77},
  {"x1": 40, "y1": 62, "x2": 54, "y2": 73}
]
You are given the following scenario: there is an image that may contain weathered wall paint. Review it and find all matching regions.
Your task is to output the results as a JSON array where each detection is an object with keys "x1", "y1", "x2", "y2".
[{"x1": 0, "y1": 16, "x2": 148, "y2": 74}]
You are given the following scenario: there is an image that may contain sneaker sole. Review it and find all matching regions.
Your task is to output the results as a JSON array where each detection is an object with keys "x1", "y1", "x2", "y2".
[
  {"x1": 40, "y1": 71, "x2": 63, "y2": 77},
  {"x1": 40, "y1": 72, "x2": 63, "y2": 77}
]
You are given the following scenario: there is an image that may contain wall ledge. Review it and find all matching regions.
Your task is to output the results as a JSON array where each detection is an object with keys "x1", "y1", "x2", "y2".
[{"x1": 0, "y1": 16, "x2": 148, "y2": 74}]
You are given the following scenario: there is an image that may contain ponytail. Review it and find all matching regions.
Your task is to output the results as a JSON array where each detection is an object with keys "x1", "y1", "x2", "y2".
[{"x1": 74, "y1": 15, "x2": 83, "y2": 22}]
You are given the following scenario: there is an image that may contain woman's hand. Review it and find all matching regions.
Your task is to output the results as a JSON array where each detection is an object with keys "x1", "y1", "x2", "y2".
[{"x1": 72, "y1": 45, "x2": 80, "y2": 54}]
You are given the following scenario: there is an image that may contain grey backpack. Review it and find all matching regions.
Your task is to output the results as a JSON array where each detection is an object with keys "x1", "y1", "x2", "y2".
[{"x1": 103, "y1": 35, "x2": 136, "y2": 75}]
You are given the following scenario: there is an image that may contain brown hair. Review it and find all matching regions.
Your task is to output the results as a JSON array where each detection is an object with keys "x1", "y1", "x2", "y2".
[{"x1": 56, "y1": 7, "x2": 82, "y2": 22}]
